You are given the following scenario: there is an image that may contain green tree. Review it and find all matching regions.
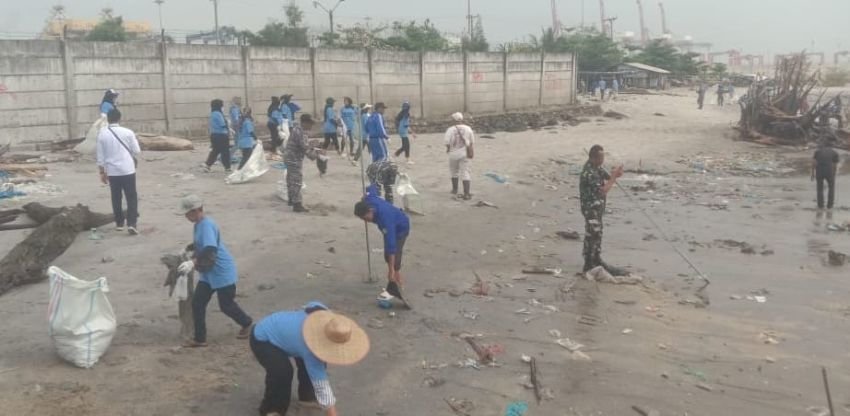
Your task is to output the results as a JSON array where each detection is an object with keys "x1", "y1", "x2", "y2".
[
  {"x1": 561, "y1": 30, "x2": 623, "y2": 71},
  {"x1": 87, "y1": 16, "x2": 128, "y2": 42},
  {"x1": 243, "y1": 1, "x2": 309, "y2": 47},
  {"x1": 710, "y1": 63, "x2": 728, "y2": 78},
  {"x1": 383, "y1": 19, "x2": 450, "y2": 51},
  {"x1": 462, "y1": 16, "x2": 489, "y2": 52},
  {"x1": 632, "y1": 39, "x2": 704, "y2": 76}
]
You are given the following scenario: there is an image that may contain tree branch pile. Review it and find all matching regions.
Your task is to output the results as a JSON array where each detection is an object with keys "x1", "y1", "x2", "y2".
[
  {"x1": 0, "y1": 203, "x2": 114, "y2": 296},
  {"x1": 737, "y1": 52, "x2": 848, "y2": 147}
]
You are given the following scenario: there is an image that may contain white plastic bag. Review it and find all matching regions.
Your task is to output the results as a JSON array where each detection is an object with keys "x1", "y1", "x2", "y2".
[
  {"x1": 74, "y1": 115, "x2": 107, "y2": 155},
  {"x1": 226, "y1": 143, "x2": 270, "y2": 184},
  {"x1": 47, "y1": 266, "x2": 117, "y2": 368},
  {"x1": 396, "y1": 173, "x2": 423, "y2": 215},
  {"x1": 172, "y1": 273, "x2": 189, "y2": 301}
]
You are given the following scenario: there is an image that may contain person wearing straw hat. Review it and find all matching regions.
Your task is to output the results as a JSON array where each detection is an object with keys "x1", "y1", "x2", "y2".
[
  {"x1": 250, "y1": 301, "x2": 369, "y2": 416},
  {"x1": 177, "y1": 195, "x2": 253, "y2": 347}
]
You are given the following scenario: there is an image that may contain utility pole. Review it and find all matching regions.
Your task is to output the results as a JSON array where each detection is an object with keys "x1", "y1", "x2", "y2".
[
  {"x1": 154, "y1": 0, "x2": 165, "y2": 34},
  {"x1": 211, "y1": 0, "x2": 220, "y2": 45},
  {"x1": 581, "y1": 0, "x2": 585, "y2": 28},
  {"x1": 604, "y1": 16, "x2": 617, "y2": 41},
  {"x1": 467, "y1": 0, "x2": 473, "y2": 39},
  {"x1": 313, "y1": 0, "x2": 347, "y2": 35}
]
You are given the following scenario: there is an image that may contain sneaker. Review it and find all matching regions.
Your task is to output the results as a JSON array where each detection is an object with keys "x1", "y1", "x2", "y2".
[
  {"x1": 462, "y1": 193, "x2": 472, "y2": 201},
  {"x1": 293, "y1": 203, "x2": 309, "y2": 213},
  {"x1": 406, "y1": 159, "x2": 415, "y2": 165},
  {"x1": 237, "y1": 324, "x2": 254, "y2": 339},
  {"x1": 115, "y1": 226, "x2": 125, "y2": 232},
  {"x1": 377, "y1": 290, "x2": 395, "y2": 302},
  {"x1": 201, "y1": 164, "x2": 211, "y2": 173},
  {"x1": 127, "y1": 226, "x2": 139, "y2": 236}
]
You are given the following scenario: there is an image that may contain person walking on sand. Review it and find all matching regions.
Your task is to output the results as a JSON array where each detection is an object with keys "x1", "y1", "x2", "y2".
[
  {"x1": 353, "y1": 103, "x2": 372, "y2": 161},
  {"x1": 204, "y1": 99, "x2": 232, "y2": 173},
  {"x1": 178, "y1": 195, "x2": 253, "y2": 347},
  {"x1": 229, "y1": 97, "x2": 242, "y2": 132},
  {"x1": 322, "y1": 98, "x2": 340, "y2": 152},
  {"x1": 237, "y1": 107, "x2": 257, "y2": 170},
  {"x1": 250, "y1": 301, "x2": 369, "y2": 416},
  {"x1": 366, "y1": 102, "x2": 390, "y2": 163},
  {"x1": 267, "y1": 96, "x2": 284, "y2": 154},
  {"x1": 445, "y1": 112, "x2": 475, "y2": 200},
  {"x1": 579, "y1": 145, "x2": 624, "y2": 274},
  {"x1": 97, "y1": 108, "x2": 140, "y2": 235},
  {"x1": 340, "y1": 97, "x2": 358, "y2": 157},
  {"x1": 812, "y1": 142, "x2": 839, "y2": 210},
  {"x1": 393, "y1": 101, "x2": 416, "y2": 164},
  {"x1": 697, "y1": 83, "x2": 707, "y2": 110},
  {"x1": 285, "y1": 114, "x2": 322, "y2": 213},
  {"x1": 716, "y1": 83, "x2": 725, "y2": 107},
  {"x1": 354, "y1": 184, "x2": 411, "y2": 305}
]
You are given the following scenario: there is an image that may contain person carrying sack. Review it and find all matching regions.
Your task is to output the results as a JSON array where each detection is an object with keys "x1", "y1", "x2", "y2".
[{"x1": 96, "y1": 108, "x2": 141, "y2": 235}]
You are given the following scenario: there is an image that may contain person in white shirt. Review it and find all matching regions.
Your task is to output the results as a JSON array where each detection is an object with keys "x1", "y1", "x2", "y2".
[
  {"x1": 444, "y1": 112, "x2": 475, "y2": 200},
  {"x1": 96, "y1": 109, "x2": 141, "y2": 235}
]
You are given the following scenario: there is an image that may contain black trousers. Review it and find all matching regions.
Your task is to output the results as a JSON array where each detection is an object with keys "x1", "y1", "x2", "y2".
[
  {"x1": 206, "y1": 133, "x2": 232, "y2": 170},
  {"x1": 268, "y1": 122, "x2": 282, "y2": 150},
  {"x1": 347, "y1": 130, "x2": 356, "y2": 155},
  {"x1": 817, "y1": 173, "x2": 836, "y2": 209},
  {"x1": 192, "y1": 281, "x2": 252, "y2": 343},
  {"x1": 250, "y1": 333, "x2": 317, "y2": 415},
  {"x1": 323, "y1": 133, "x2": 339, "y2": 150},
  {"x1": 238, "y1": 147, "x2": 253, "y2": 170},
  {"x1": 395, "y1": 136, "x2": 410, "y2": 158},
  {"x1": 384, "y1": 234, "x2": 407, "y2": 270},
  {"x1": 108, "y1": 173, "x2": 138, "y2": 227}
]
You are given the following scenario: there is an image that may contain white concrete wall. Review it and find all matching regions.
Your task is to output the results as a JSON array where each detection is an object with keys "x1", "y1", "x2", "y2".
[{"x1": 0, "y1": 40, "x2": 575, "y2": 147}]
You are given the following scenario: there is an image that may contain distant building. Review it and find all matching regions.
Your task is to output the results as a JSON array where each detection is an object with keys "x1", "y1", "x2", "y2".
[
  {"x1": 615, "y1": 62, "x2": 671, "y2": 89},
  {"x1": 42, "y1": 19, "x2": 152, "y2": 40}
]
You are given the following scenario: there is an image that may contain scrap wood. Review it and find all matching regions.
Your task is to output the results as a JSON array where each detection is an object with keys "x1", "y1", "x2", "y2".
[
  {"x1": 462, "y1": 336, "x2": 494, "y2": 364},
  {"x1": 0, "y1": 164, "x2": 47, "y2": 172},
  {"x1": 444, "y1": 398, "x2": 473, "y2": 416},
  {"x1": 137, "y1": 135, "x2": 194, "y2": 151},
  {"x1": 529, "y1": 357, "x2": 542, "y2": 404}
]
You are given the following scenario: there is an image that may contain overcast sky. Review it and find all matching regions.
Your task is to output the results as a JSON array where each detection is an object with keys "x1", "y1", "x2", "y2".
[{"x1": 2, "y1": 0, "x2": 849, "y2": 57}]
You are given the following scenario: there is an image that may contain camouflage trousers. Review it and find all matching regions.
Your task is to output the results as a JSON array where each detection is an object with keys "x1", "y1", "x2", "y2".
[
  {"x1": 582, "y1": 210, "x2": 603, "y2": 270},
  {"x1": 285, "y1": 156, "x2": 303, "y2": 205}
]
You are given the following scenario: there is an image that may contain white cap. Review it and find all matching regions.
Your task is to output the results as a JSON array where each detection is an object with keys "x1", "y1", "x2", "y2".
[
  {"x1": 451, "y1": 112, "x2": 464, "y2": 121},
  {"x1": 180, "y1": 194, "x2": 203, "y2": 213}
]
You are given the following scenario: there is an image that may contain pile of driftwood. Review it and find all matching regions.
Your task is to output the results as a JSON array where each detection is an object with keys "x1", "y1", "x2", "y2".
[
  {"x1": 737, "y1": 52, "x2": 848, "y2": 147},
  {"x1": 0, "y1": 203, "x2": 114, "y2": 296}
]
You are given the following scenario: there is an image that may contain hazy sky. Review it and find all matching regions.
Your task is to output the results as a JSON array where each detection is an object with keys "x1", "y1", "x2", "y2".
[{"x1": 2, "y1": 0, "x2": 849, "y2": 57}]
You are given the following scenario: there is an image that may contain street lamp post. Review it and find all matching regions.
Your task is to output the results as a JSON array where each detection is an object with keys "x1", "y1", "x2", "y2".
[
  {"x1": 313, "y1": 0, "x2": 346, "y2": 34},
  {"x1": 211, "y1": 0, "x2": 221, "y2": 45},
  {"x1": 154, "y1": 0, "x2": 165, "y2": 33}
]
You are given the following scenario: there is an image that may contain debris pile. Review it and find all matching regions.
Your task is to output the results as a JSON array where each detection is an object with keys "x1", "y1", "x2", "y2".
[
  {"x1": 737, "y1": 52, "x2": 848, "y2": 147},
  {"x1": 411, "y1": 105, "x2": 604, "y2": 134}
]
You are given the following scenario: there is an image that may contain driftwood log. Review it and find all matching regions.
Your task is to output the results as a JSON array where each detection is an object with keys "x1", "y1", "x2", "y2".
[
  {"x1": 0, "y1": 203, "x2": 114, "y2": 296},
  {"x1": 161, "y1": 253, "x2": 196, "y2": 340},
  {"x1": 137, "y1": 134, "x2": 194, "y2": 151}
]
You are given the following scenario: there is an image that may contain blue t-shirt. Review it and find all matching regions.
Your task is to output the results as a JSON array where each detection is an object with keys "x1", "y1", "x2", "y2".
[
  {"x1": 100, "y1": 101, "x2": 115, "y2": 115},
  {"x1": 253, "y1": 304, "x2": 330, "y2": 383},
  {"x1": 398, "y1": 115, "x2": 410, "y2": 137},
  {"x1": 287, "y1": 102, "x2": 301, "y2": 116},
  {"x1": 209, "y1": 111, "x2": 229, "y2": 135},
  {"x1": 340, "y1": 106, "x2": 357, "y2": 132},
  {"x1": 193, "y1": 217, "x2": 237, "y2": 289},
  {"x1": 238, "y1": 119, "x2": 255, "y2": 149},
  {"x1": 365, "y1": 184, "x2": 410, "y2": 254},
  {"x1": 280, "y1": 104, "x2": 293, "y2": 127},
  {"x1": 323, "y1": 106, "x2": 336, "y2": 134},
  {"x1": 229, "y1": 105, "x2": 241, "y2": 127},
  {"x1": 270, "y1": 109, "x2": 284, "y2": 126}
]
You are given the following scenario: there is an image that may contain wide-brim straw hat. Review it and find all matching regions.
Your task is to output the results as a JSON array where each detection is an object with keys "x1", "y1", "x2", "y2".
[{"x1": 303, "y1": 310, "x2": 369, "y2": 366}]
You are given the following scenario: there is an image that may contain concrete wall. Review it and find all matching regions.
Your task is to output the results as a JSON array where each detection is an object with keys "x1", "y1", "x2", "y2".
[{"x1": 0, "y1": 40, "x2": 575, "y2": 147}]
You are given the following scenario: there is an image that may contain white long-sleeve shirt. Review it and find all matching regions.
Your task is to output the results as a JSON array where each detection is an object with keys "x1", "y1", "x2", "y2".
[
  {"x1": 96, "y1": 123, "x2": 140, "y2": 176},
  {"x1": 444, "y1": 124, "x2": 474, "y2": 157}
]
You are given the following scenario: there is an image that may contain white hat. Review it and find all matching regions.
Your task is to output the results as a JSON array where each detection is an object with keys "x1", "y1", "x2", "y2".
[
  {"x1": 180, "y1": 194, "x2": 203, "y2": 214},
  {"x1": 451, "y1": 112, "x2": 464, "y2": 121}
]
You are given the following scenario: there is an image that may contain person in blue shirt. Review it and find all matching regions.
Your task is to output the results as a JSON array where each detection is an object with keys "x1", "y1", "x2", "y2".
[
  {"x1": 321, "y1": 97, "x2": 340, "y2": 152},
  {"x1": 178, "y1": 195, "x2": 253, "y2": 348},
  {"x1": 204, "y1": 99, "x2": 232, "y2": 173},
  {"x1": 355, "y1": 184, "x2": 411, "y2": 303},
  {"x1": 100, "y1": 89, "x2": 119, "y2": 115},
  {"x1": 283, "y1": 94, "x2": 301, "y2": 119},
  {"x1": 228, "y1": 96, "x2": 242, "y2": 132},
  {"x1": 236, "y1": 107, "x2": 256, "y2": 170},
  {"x1": 366, "y1": 102, "x2": 389, "y2": 163},
  {"x1": 393, "y1": 101, "x2": 416, "y2": 164},
  {"x1": 267, "y1": 96, "x2": 284, "y2": 153},
  {"x1": 279, "y1": 94, "x2": 294, "y2": 131},
  {"x1": 352, "y1": 103, "x2": 372, "y2": 162},
  {"x1": 251, "y1": 301, "x2": 369, "y2": 416},
  {"x1": 340, "y1": 97, "x2": 358, "y2": 157}
]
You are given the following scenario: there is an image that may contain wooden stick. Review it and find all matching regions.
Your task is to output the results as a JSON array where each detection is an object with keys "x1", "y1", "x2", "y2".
[
  {"x1": 529, "y1": 357, "x2": 542, "y2": 404},
  {"x1": 463, "y1": 337, "x2": 493, "y2": 364},
  {"x1": 822, "y1": 367, "x2": 835, "y2": 416}
]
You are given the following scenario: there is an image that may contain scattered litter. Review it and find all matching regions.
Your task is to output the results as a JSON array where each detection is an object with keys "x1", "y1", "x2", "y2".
[
  {"x1": 88, "y1": 228, "x2": 103, "y2": 240},
  {"x1": 421, "y1": 360, "x2": 449, "y2": 370},
  {"x1": 520, "y1": 354, "x2": 532, "y2": 363},
  {"x1": 522, "y1": 266, "x2": 563, "y2": 276},
  {"x1": 570, "y1": 350, "x2": 592, "y2": 361},
  {"x1": 473, "y1": 200, "x2": 499, "y2": 208},
  {"x1": 806, "y1": 406, "x2": 830, "y2": 416},
  {"x1": 584, "y1": 266, "x2": 642, "y2": 285},
  {"x1": 682, "y1": 367, "x2": 707, "y2": 381},
  {"x1": 514, "y1": 308, "x2": 532, "y2": 315},
  {"x1": 504, "y1": 401, "x2": 529, "y2": 416},
  {"x1": 555, "y1": 338, "x2": 584, "y2": 352},
  {"x1": 555, "y1": 230, "x2": 580, "y2": 240},
  {"x1": 256, "y1": 283, "x2": 275, "y2": 291},
  {"x1": 765, "y1": 356, "x2": 776, "y2": 363},
  {"x1": 828, "y1": 250, "x2": 847, "y2": 266},
  {"x1": 367, "y1": 318, "x2": 384, "y2": 329},
  {"x1": 101, "y1": 256, "x2": 114, "y2": 264},
  {"x1": 544, "y1": 184, "x2": 558, "y2": 191},
  {"x1": 422, "y1": 375, "x2": 446, "y2": 388},
  {"x1": 657, "y1": 343, "x2": 668, "y2": 350},
  {"x1": 826, "y1": 223, "x2": 847, "y2": 232},
  {"x1": 460, "y1": 309, "x2": 479, "y2": 320},
  {"x1": 696, "y1": 382, "x2": 714, "y2": 392},
  {"x1": 548, "y1": 329, "x2": 562, "y2": 338},
  {"x1": 759, "y1": 331, "x2": 780, "y2": 345},
  {"x1": 470, "y1": 272, "x2": 490, "y2": 296},
  {"x1": 424, "y1": 288, "x2": 447, "y2": 298},
  {"x1": 622, "y1": 328, "x2": 633, "y2": 335},
  {"x1": 515, "y1": 234, "x2": 526, "y2": 240},
  {"x1": 484, "y1": 172, "x2": 509, "y2": 183}
]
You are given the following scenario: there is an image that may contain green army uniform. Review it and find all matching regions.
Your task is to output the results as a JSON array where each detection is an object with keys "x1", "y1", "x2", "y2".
[{"x1": 579, "y1": 160, "x2": 610, "y2": 271}]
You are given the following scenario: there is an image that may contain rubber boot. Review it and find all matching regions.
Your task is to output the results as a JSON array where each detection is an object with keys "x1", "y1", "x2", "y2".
[
  {"x1": 293, "y1": 203, "x2": 309, "y2": 213},
  {"x1": 462, "y1": 180, "x2": 472, "y2": 200},
  {"x1": 451, "y1": 178, "x2": 459, "y2": 195},
  {"x1": 600, "y1": 260, "x2": 628, "y2": 277}
]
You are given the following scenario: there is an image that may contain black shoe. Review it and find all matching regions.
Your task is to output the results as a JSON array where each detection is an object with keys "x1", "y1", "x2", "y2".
[{"x1": 293, "y1": 203, "x2": 309, "y2": 213}]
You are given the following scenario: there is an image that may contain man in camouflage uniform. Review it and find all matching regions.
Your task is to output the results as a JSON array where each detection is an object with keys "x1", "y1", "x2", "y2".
[
  {"x1": 579, "y1": 145, "x2": 623, "y2": 273},
  {"x1": 285, "y1": 114, "x2": 321, "y2": 213},
  {"x1": 366, "y1": 160, "x2": 399, "y2": 204}
]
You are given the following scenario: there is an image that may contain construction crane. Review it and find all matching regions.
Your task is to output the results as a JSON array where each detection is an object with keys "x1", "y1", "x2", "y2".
[
  {"x1": 551, "y1": 0, "x2": 562, "y2": 37},
  {"x1": 836, "y1": 51, "x2": 850, "y2": 65},
  {"x1": 636, "y1": 0, "x2": 649, "y2": 45},
  {"x1": 658, "y1": 1, "x2": 669, "y2": 35},
  {"x1": 599, "y1": 0, "x2": 608, "y2": 37},
  {"x1": 741, "y1": 54, "x2": 764, "y2": 73}
]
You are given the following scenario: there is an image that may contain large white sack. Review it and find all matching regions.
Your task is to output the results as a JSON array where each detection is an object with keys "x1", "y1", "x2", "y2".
[
  {"x1": 74, "y1": 115, "x2": 107, "y2": 155},
  {"x1": 225, "y1": 143, "x2": 270, "y2": 184},
  {"x1": 396, "y1": 173, "x2": 423, "y2": 215},
  {"x1": 47, "y1": 266, "x2": 117, "y2": 368}
]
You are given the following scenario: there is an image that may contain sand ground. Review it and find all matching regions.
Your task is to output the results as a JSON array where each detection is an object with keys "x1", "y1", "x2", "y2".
[{"x1": 1, "y1": 89, "x2": 849, "y2": 416}]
